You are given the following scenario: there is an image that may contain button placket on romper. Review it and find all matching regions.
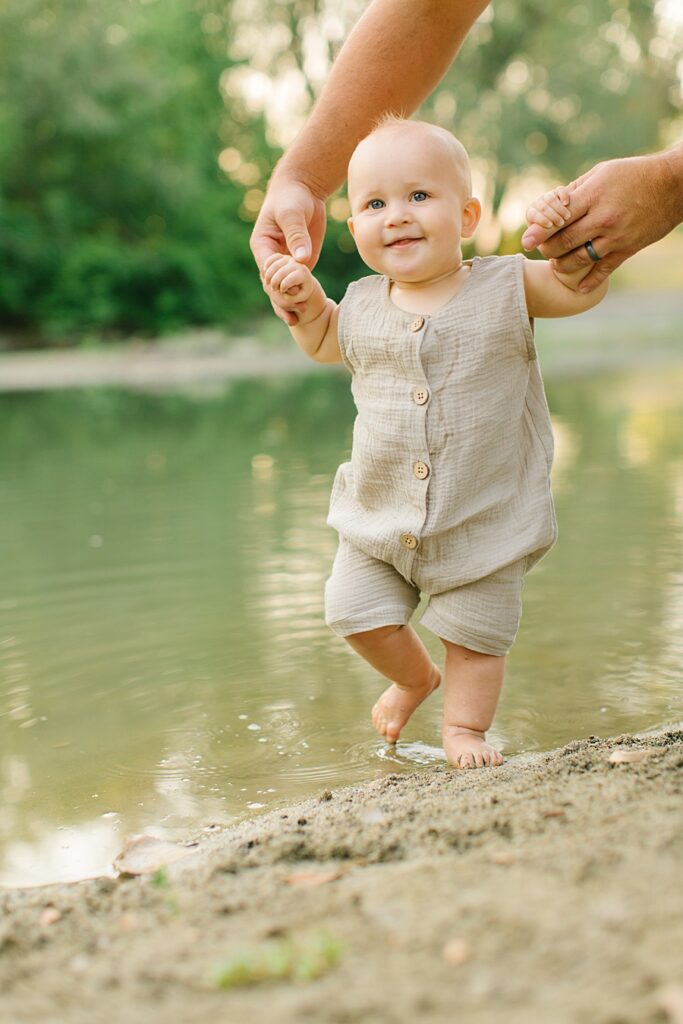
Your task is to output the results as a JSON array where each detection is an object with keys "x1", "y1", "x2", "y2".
[{"x1": 396, "y1": 313, "x2": 432, "y2": 584}]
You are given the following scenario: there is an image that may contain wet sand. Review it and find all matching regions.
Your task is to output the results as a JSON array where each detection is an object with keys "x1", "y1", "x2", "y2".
[{"x1": 1, "y1": 729, "x2": 682, "y2": 1024}]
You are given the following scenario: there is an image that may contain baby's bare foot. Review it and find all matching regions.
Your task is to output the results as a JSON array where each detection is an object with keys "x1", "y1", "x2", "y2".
[
  {"x1": 371, "y1": 666, "x2": 441, "y2": 744},
  {"x1": 443, "y1": 726, "x2": 504, "y2": 769}
]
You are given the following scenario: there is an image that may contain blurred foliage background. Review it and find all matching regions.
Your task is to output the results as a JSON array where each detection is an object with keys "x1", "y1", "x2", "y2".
[{"x1": 0, "y1": 0, "x2": 680, "y2": 345}]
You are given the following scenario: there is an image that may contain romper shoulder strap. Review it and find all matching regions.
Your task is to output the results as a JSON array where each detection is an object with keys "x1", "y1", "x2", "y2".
[
  {"x1": 337, "y1": 273, "x2": 386, "y2": 371},
  {"x1": 466, "y1": 254, "x2": 536, "y2": 361}
]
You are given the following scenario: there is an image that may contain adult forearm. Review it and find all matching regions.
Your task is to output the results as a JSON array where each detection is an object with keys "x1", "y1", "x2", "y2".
[
  {"x1": 660, "y1": 140, "x2": 683, "y2": 228},
  {"x1": 276, "y1": 0, "x2": 490, "y2": 199}
]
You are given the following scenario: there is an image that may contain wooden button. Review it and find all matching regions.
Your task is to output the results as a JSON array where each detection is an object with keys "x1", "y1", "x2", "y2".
[
  {"x1": 413, "y1": 461, "x2": 430, "y2": 480},
  {"x1": 412, "y1": 387, "x2": 429, "y2": 406},
  {"x1": 410, "y1": 317, "x2": 425, "y2": 332},
  {"x1": 400, "y1": 533, "x2": 419, "y2": 550}
]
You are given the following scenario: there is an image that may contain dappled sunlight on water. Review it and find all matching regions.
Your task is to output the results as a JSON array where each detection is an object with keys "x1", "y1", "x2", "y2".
[{"x1": 1, "y1": 364, "x2": 683, "y2": 886}]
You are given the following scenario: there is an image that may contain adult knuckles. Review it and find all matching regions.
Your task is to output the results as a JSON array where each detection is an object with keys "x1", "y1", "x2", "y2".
[
  {"x1": 598, "y1": 209, "x2": 619, "y2": 231},
  {"x1": 538, "y1": 223, "x2": 585, "y2": 258},
  {"x1": 558, "y1": 223, "x2": 589, "y2": 252}
]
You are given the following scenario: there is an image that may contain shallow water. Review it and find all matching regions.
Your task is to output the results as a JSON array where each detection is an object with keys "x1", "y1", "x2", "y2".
[{"x1": 1, "y1": 362, "x2": 682, "y2": 886}]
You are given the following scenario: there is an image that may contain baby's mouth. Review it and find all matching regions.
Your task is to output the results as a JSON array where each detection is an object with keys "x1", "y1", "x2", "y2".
[{"x1": 387, "y1": 236, "x2": 423, "y2": 248}]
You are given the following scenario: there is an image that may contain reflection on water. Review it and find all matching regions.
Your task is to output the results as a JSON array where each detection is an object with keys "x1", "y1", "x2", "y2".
[{"x1": 1, "y1": 364, "x2": 682, "y2": 886}]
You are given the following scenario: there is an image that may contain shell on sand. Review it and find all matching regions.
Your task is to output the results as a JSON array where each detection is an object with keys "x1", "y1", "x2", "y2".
[
  {"x1": 113, "y1": 835, "x2": 196, "y2": 876},
  {"x1": 608, "y1": 747, "x2": 657, "y2": 764}
]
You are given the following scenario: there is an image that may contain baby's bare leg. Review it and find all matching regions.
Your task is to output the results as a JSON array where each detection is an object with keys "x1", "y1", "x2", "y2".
[
  {"x1": 440, "y1": 639, "x2": 505, "y2": 769},
  {"x1": 346, "y1": 624, "x2": 440, "y2": 743}
]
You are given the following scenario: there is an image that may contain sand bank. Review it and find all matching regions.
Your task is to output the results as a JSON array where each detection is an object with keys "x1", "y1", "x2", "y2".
[{"x1": 1, "y1": 729, "x2": 682, "y2": 1024}]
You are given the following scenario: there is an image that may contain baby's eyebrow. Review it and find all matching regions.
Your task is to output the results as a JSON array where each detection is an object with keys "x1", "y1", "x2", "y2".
[{"x1": 352, "y1": 189, "x2": 383, "y2": 204}]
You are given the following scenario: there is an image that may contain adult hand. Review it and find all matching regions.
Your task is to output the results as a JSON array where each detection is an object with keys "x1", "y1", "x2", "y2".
[
  {"x1": 521, "y1": 152, "x2": 682, "y2": 292},
  {"x1": 250, "y1": 177, "x2": 327, "y2": 326}
]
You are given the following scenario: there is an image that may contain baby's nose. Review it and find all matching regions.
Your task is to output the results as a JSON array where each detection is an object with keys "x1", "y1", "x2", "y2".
[{"x1": 384, "y1": 202, "x2": 411, "y2": 226}]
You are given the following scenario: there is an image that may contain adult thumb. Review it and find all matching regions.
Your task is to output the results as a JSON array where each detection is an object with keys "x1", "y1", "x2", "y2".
[
  {"x1": 280, "y1": 210, "x2": 312, "y2": 262},
  {"x1": 521, "y1": 224, "x2": 546, "y2": 251}
]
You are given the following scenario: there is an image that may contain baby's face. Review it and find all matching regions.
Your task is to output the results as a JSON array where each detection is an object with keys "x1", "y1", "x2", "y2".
[{"x1": 347, "y1": 125, "x2": 480, "y2": 286}]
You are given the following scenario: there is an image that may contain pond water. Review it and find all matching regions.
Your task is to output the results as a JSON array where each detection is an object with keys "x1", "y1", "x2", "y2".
[{"x1": 1, "y1": 359, "x2": 682, "y2": 886}]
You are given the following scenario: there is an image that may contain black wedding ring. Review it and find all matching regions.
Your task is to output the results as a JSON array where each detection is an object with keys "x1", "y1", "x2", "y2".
[{"x1": 585, "y1": 240, "x2": 601, "y2": 262}]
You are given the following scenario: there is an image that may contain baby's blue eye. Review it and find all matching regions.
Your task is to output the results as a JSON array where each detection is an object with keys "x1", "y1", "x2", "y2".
[
  {"x1": 412, "y1": 191, "x2": 428, "y2": 202},
  {"x1": 368, "y1": 199, "x2": 385, "y2": 210}
]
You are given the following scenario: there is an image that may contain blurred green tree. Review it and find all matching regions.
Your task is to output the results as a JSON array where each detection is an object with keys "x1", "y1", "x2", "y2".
[
  {"x1": 0, "y1": 0, "x2": 680, "y2": 343},
  {"x1": 0, "y1": 0, "x2": 260, "y2": 340}
]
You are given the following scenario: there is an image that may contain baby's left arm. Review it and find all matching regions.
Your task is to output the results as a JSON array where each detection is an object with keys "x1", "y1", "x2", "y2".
[{"x1": 523, "y1": 187, "x2": 609, "y2": 318}]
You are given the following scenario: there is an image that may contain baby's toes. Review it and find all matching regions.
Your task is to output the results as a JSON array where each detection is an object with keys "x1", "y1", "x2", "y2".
[
  {"x1": 484, "y1": 747, "x2": 504, "y2": 767},
  {"x1": 385, "y1": 721, "x2": 400, "y2": 744},
  {"x1": 459, "y1": 753, "x2": 475, "y2": 769}
]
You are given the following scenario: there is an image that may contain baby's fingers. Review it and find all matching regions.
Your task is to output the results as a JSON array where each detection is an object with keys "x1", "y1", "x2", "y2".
[
  {"x1": 262, "y1": 254, "x2": 292, "y2": 284},
  {"x1": 267, "y1": 263, "x2": 299, "y2": 291},
  {"x1": 554, "y1": 185, "x2": 572, "y2": 207},
  {"x1": 526, "y1": 189, "x2": 572, "y2": 229},
  {"x1": 280, "y1": 269, "x2": 307, "y2": 294},
  {"x1": 263, "y1": 252, "x2": 288, "y2": 272}
]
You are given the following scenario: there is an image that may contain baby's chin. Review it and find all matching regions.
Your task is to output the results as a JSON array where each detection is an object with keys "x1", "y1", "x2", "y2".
[
  {"x1": 388, "y1": 265, "x2": 463, "y2": 289},
  {"x1": 377, "y1": 253, "x2": 463, "y2": 284},
  {"x1": 359, "y1": 249, "x2": 463, "y2": 285},
  {"x1": 365, "y1": 262, "x2": 437, "y2": 283}
]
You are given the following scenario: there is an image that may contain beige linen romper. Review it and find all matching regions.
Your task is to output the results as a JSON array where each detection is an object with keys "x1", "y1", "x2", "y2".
[{"x1": 324, "y1": 254, "x2": 558, "y2": 655}]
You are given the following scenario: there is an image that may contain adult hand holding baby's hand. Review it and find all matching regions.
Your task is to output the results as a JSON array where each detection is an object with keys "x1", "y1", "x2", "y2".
[
  {"x1": 525, "y1": 185, "x2": 592, "y2": 290},
  {"x1": 521, "y1": 150, "x2": 683, "y2": 293},
  {"x1": 251, "y1": 177, "x2": 327, "y2": 326},
  {"x1": 262, "y1": 254, "x2": 315, "y2": 321}
]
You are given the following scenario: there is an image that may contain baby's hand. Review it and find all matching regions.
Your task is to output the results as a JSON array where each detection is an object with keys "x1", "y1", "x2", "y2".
[
  {"x1": 525, "y1": 185, "x2": 595, "y2": 287},
  {"x1": 526, "y1": 185, "x2": 573, "y2": 234},
  {"x1": 262, "y1": 253, "x2": 315, "y2": 313}
]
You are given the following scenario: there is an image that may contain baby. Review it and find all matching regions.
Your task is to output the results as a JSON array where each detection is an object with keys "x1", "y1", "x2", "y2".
[{"x1": 263, "y1": 117, "x2": 607, "y2": 769}]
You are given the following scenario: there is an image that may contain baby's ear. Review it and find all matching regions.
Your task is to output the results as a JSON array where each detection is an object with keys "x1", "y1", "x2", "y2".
[
  {"x1": 347, "y1": 217, "x2": 356, "y2": 239},
  {"x1": 461, "y1": 197, "x2": 482, "y2": 238}
]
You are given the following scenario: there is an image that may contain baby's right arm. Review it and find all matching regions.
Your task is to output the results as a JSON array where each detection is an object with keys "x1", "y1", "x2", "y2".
[{"x1": 262, "y1": 255, "x2": 341, "y2": 364}]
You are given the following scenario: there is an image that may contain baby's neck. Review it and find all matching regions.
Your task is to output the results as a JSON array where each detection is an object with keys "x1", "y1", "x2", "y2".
[{"x1": 389, "y1": 263, "x2": 470, "y2": 315}]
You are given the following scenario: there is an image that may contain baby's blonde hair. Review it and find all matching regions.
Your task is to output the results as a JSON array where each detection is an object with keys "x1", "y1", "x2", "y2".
[{"x1": 363, "y1": 114, "x2": 472, "y2": 196}]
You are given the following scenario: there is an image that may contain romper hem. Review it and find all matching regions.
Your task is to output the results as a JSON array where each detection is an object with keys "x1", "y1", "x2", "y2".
[
  {"x1": 326, "y1": 605, "x2": 415, "y2": 638},
  {"x1": 420, "y1": 604, "x2": 517, "y2": 657}
]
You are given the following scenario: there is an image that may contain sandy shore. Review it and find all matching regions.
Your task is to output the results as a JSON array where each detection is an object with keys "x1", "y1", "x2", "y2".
[
  {"x1": 0, "y1": 333, "x2": 320, "y2": 392},
  {"x1": 1, "y1": 729, "x2": 682, "y2": 1024},
  {"x1": 0, "y1": 289, "x2": 682, "y2": 392}
]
